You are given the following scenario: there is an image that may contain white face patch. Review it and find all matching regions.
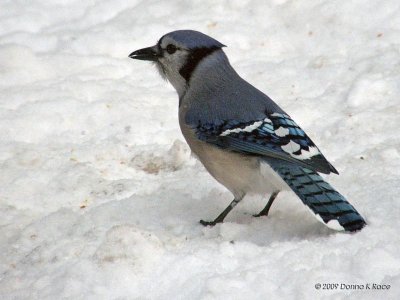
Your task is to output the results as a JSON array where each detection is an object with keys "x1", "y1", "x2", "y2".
[
  {"x1": 220, "y1": 120, "x2": 263, "y2": 136},
  {"x1": 274, "y1": 126, "x2": 290, "y2": 137}
]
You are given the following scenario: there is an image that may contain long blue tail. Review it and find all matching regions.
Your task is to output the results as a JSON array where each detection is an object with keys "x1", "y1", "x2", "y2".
[{"x1": 267, "y1": 160, "x2": 366, "y2": 232}]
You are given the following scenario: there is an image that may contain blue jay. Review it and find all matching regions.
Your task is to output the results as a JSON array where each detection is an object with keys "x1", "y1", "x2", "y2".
[{"x1": 129, "y1": 30, "x2": 366, "y2": 232}]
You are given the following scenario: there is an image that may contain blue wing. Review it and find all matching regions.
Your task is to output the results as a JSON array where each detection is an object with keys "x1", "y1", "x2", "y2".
[{"x1": 194, "y1": 112, "x2": 338, "y2": 174}]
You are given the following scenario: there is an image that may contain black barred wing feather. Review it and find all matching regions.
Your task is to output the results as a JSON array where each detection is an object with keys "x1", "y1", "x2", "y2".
[{"x1": 195, "y1": 113, "x2": 338, "y2": 174}]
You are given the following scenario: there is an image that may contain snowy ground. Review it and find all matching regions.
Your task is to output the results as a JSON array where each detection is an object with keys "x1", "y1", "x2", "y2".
[{"x1": 1, "y1": 0, "x2": 400, "y2": 299}]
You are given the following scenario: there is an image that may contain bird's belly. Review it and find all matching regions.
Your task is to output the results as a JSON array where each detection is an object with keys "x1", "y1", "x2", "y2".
[{"x1": 180, "y1": 123, "x2": 286, "y2": 197}]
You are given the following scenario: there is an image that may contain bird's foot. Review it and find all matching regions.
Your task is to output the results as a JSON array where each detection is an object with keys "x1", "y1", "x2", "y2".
[
  {"x1": 199, "y1": 219, "x2": 219, "y2": 226},
  {"x1": 253, "y1": 192, "x2": 279, "y2": 218},
  {"x1": 252, "y1": 212, "x2": 268, "y2": 218}
]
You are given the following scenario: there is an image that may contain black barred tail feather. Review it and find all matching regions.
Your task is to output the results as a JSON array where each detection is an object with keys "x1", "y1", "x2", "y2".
[{"x1": 267, "y1": 160, "x2": 366, "y2": 232}]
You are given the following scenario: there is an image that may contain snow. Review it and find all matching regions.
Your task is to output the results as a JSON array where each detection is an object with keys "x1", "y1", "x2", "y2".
[{"x1": 1, "y1": 0, "x2": 400, "y2": 299}]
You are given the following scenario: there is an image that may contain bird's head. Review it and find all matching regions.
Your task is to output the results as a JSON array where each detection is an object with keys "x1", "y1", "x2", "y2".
[{"x1": 129, "y1": 30, "x2": 226, "y2": 96}]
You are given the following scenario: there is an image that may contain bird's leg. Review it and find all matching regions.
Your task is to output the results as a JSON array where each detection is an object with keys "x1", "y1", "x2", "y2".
[
  {"x1": 253, "y1": 191, "x2": 279, "y2": 217},
  {"x1": 200, "y1": 196, "x2": 244, "y2": 226}
]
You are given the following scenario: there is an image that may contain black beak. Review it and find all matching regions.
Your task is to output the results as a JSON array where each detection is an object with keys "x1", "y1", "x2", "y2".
[{"x1": 128, "y1": 45, "x2": 160, "y2": 61}]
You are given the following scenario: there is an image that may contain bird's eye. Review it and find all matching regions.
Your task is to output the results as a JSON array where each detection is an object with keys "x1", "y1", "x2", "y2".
[{"x1": 166, "y1": 44, "x2": 177, "y2": 54}]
